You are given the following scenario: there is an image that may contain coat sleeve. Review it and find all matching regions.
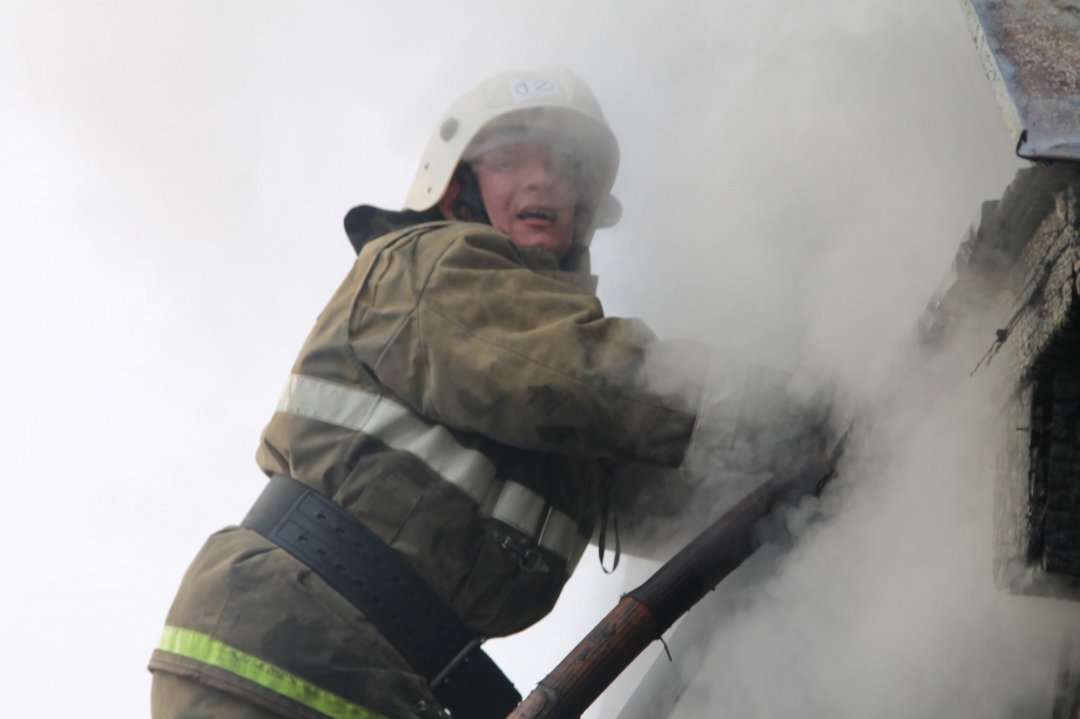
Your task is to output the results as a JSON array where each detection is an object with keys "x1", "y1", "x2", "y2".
[{"x1": 359, "y1": 227, "x2": 713, "y2": 466}]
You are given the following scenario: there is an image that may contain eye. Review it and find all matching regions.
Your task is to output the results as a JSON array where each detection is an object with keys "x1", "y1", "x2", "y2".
[
  {"x1": 546, "y1": 152, "x2": 579, "y2": 180},
  {"x1": 477, "y1": 147, "x2": 525, "y2": 173}
]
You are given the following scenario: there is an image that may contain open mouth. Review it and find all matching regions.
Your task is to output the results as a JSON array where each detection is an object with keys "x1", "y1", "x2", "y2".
[{"x1": 518, "y1": 207, "x2": 556, "y2": 222}]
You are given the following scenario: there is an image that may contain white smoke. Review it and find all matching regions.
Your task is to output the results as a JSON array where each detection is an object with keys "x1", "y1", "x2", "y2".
[
  {"x1": 642, "y1": 312, "x2": 1079, "y2": 718},
  {"x1": 574, "y1": 0, "x2": 1076, "y2": 715},
  {"x1": 0, "y1": 0, "x2": 1051, "y2": 717}
]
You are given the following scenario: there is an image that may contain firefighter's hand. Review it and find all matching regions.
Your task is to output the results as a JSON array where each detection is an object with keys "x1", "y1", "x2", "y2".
[{"x1": 686, "y1": 364, "x2": 840, "y2": 486}]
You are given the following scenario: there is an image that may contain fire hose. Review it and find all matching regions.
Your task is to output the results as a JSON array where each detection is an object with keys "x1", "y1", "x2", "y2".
[{"x1": 506, "y1": 427, "x2": 852, "y2": 719}]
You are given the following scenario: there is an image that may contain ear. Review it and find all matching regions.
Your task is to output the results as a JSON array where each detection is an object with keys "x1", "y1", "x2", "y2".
[{"x1": 437, "y1": 178, "x2": 462, "y2": 220}]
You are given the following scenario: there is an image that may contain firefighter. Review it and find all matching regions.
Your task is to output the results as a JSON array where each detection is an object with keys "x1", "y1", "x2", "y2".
[{"x1": 149, "y1": 67, "x2": 822, "y2": 719}]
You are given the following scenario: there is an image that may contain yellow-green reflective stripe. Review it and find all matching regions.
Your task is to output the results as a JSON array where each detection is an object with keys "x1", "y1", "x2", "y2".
[{"x1": 156, "y1": 626, "x2": 388, "y2": 719}]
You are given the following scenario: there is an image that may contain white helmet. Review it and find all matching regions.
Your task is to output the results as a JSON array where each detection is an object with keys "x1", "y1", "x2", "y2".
[{"x1": 404, "y1": 68, "x2": 622, "y2": 237}]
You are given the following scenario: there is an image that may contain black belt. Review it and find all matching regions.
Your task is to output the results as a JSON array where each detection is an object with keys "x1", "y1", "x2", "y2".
[{"x1": 241, "y1": 474, "x2": 521, "y2": 719}]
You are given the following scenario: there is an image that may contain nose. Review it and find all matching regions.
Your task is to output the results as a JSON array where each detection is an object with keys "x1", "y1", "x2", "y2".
[{"x1": 520, "y1": 155, "x2": 558, "y2": 189}]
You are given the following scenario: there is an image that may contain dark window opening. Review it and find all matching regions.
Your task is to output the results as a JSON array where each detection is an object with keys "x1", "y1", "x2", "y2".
[{"x1": 1028, "y1": 305, "x2": 1080, "y2": 580}]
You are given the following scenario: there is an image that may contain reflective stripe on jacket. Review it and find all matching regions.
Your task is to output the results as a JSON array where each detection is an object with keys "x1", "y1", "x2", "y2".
[{"x1": 151, "y1": 625, "x2": 389, "y2": 719}]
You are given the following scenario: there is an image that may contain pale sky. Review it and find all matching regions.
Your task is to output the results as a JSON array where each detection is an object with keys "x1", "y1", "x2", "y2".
[{"x1": 0, "y1": 1, "x2": 1038, "y2": 717}]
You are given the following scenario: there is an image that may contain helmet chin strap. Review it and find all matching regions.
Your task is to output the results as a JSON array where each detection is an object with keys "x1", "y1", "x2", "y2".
[{"x1": 449, "y1": 163, "x2": 491, "y2": 225}]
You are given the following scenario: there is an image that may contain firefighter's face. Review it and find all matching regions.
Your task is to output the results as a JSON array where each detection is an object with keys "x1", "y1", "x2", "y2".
[{"x1": 470, "y1": 141, "x2": 578, "y2": 256}]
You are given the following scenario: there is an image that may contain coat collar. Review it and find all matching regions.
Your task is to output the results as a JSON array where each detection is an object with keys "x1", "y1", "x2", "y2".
[
  {"x1": 343, "y1": 204, "x2": 443, "y2": 255},
  {"x1": 343, "y1": 204, "x2": 599, "y2": 295}
]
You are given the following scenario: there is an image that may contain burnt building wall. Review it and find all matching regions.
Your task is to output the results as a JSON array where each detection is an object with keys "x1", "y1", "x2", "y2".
[{"x1": 921, "y1": 162, "x2": 1080, "y2": 600}]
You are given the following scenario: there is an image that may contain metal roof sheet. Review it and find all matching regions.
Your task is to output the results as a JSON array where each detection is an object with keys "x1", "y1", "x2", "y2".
[{"x1": 959, "y1": 0, "x2": 1080, "y2": 161}]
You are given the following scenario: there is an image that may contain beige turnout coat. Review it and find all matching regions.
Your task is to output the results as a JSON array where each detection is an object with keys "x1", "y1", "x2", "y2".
[{"x1": 150, "y1": 220, "x2": 714, "y2": 719}]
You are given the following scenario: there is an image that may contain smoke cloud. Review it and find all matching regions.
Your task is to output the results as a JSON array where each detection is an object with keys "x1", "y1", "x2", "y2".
[
  {"x1": 575, "y1": 1, "x2": 1075, "y2": 716},
  {"x1": 646, "y1": 312, "x2": 1078, "y2": 718},
  {"x1": 0, "y1": 0, "x2": 1052, "y2": 717}
]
